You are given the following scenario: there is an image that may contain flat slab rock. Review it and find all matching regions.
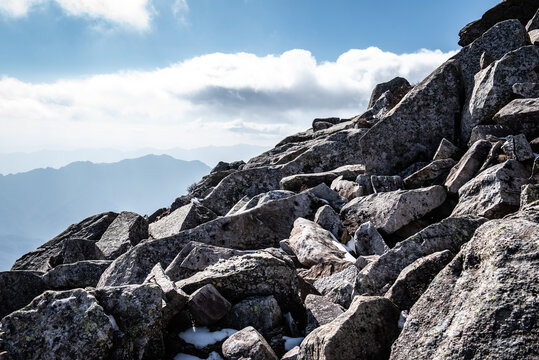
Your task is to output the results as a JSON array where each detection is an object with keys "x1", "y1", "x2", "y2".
[
  {"x1": 42, "y1": 260, "x2": 111, "y2": 289},
  {"x1": 493, "y1": 98, "x2": 539, "y2": 140},
  {"x1": 445, "y1": 140, "x2": 492, "y2": 195},
  {"x1": 305, "y1": 294, "x2": 345, "y2": 335},
  {"x1": 96, "y1": 211, "x2": 148, "y2": 259},
  {"x1": 149, "y1": 202, "x2": 217, "y2": 239}
]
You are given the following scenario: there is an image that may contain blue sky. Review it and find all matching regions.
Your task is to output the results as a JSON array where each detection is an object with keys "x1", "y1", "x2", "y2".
[{"x1": 0, "y1": 0, "x2": 499, "y2": 166}]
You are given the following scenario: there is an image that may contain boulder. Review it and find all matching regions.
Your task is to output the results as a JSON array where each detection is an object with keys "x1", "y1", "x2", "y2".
[
  {"x1": 0, "y1": 271, "x2": 46, "y2": 319},
  {"x1": 479, "y1": 51, "x2": 495, "y2": 70},
  {"x1": 329, "y1": 176, "x2": 360, "y2": 200},
  {"x1": 282, "y1": 347, "x2": 300, "y2": 360},
  {"x1": 359, "y1": 60, "x2": 463, "y2": 175},
  {"x1": 340, "y1": 185, "x2": 447, "y2": 237},
  {"x1": 368, "y1": 77, "x2": 412, "y2": 109},
  {"x1": 298, "y1": 296, "x2": 400, "y2": 360},
  {"x1": 370, "y1": 175, "x2": 404, "y2": 193},
  {"x1": 48, "y1": 238, "x2": 106, "y2": 268},
  {"x1": 314, "y1": 205, "x2": 341, "y2": 238},
  {"x1": 527, "y1": 8, "x2": 539, "y2": 31},
  {"x1": 144, "y1": 264, "x2": 188, "y2": 322},
  {"x1": 390, "y1": 204, "x2": 539, "y2": 360},
  {"x1": 211, "y1": 160, "x2": 245, "y2": 174},
  {"x1": 280, "y1": 165, "x2": 365, "y2": 193},
  {"x1": 493, "y1": 98, "x2": 539, "y2": 139},
  {"x1": 512, "y1": 82, "x2": 539, "y2": 98},
  {"x1": 432, "y1": 138, "x2": 462, "y2": 161},
  {"x1": 501, "y1": 134, "x2": 534, "y2": 161},
  {"x1": 230, "y1": 190, "x2": 295, "y2": 214},
  {"x1": 520, "y1": 184, "x2": 539, "y2": 207},
  {"x1": 467, "y1": 125, "x2": 513, "y2": 146},
  {"x1": 313, "y1": 265, "x2": 359, "y2": 308},
  {"x1": 355, "y1": 216, "x2": 487, "y2": 296},
  {"x1": 444, "y1": 140, "x2": 492, "y2": 195},
  {"x1": 96, "y1": 211, "x2": 148, "y2": 259},
  {"x1": 11, "y1": 212, "x2": 117, "y2": 272},
  {"x1": 384, "y1": 250, "x2": 454, "y2": 311},
  {"x1": 452, "y1": 160, "x2": 530, "y2": 218},
  {"x1": 404, "y1": 159, "x2": 456, "y2": 188},
  {"x1": 349, "y1": 221, "x2": 389, "y2": 256},
  {"x1": 149, "y1": 202, "x2": 217, "y2": 239},
  {"x1": 188, "y1": 284, "x2": 231, "y2": 326},
  {"x1": 221, "y1": 326, "x2": 278, "y2": 360},
  {"x1": 0, "y1": 289, "x2": 114, "y2": 360},
  {"x1": 304, "y1": 294, "x2": 345, "y2": 335},
  {"x1": 220, "y1": 296, "x2": 283, "y2": 338},
  {"x1": 42, "y1": 260, "x2": 111, "y2": 289},
  {"x1": 355, "y1": 174, "x2": 374, "y2": 195},
  {"x1": 297, "y1": 261, "x2": 354, "y2": 284}
]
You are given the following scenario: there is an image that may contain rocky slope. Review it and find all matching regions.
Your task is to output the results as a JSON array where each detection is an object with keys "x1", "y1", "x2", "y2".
[{"x1": 1, "y1": 1, "x2": 539, "y2": 359}]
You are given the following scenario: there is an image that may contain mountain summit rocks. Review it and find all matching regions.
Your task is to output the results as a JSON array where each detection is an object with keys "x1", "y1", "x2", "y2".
[{"x1": 1, "y1": 1, "x2": 538, "y2": 359}]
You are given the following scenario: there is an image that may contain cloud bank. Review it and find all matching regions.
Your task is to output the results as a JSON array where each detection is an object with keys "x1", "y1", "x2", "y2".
[{"x1": 0, "y1": 47, "x2": 457, "y2": 152}]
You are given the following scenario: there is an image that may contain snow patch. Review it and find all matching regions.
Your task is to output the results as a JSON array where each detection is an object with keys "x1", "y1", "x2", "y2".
[
  {"x1": 178, "y1": 327, "x2": 237, "y2": 349},
  {"x1": 329, "y1": 232, "x2": 356, "y2": 262},
  {"x1": 174, "y1": 352, "x2": 223, "y2": 360}
]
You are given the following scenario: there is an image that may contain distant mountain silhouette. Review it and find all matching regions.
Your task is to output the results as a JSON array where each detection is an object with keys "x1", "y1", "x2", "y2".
[{"x1": 0, "y1": 154, "x2": 210, "y2": 270}]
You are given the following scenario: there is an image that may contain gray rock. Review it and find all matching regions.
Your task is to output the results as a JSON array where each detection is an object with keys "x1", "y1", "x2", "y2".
[
  {"x1": 368, "y1": 77, "x2": 412, "y2": 109},
  {"x1": 297, "y1": 261, "x2": 354, "y2": 284},
  {"x1": 478, "y1": 139, "x2": 504, "y2": 173},
  {"x1": 355, "y1": 216, "x2": 487, "y2": 296},
  {"x1": 314, "y1": 205, "x2": 341, "y2": 238},
  {"x1": 520, "y1": 184, "x2": 539, "y2": 207},
  {"x1": 370, "y1": 175, "x2": 404, "y2": 193},
  {"x1": 467, "y1": 124, "x2": 513, "y2": 147},
  {"x1": 221, "y1": 296, "x2": 283, "y2": 338},
  {"x1": 96, "y1": 211, "x2": 148, "y2": 259},
  {"x1": 48, "y1": 238, "x2": 106, "y2": 268},
  {"x1": 222, "y1": 326, "x2": 278, "y2": 360},
  {"x1": 479, "y1": 51, "x2": 495, "y2": 70},
  {"x1": 461, "y1": 45, "x2": 539, "y2": 142},
  {"x1": 432, "y1": 138, "x2": 462, "y2": 161},
  {"x1": 144, "y1": 263, "x2": 188, "y2": 322},
  {"x1": 282, "y1": 347, "x2": 299, "y2": 360},
  {"x1": 384, "y1": 250, "x2": 454, "y2": 311},
  {"x1": 390, "y1": 204, "x2": 539, "y2": 360},
  {"x1": 313, "y1": 265, "x2": 359, "y2": 308},
  {"x1": 340, "y1": 185, "x2": 447, "y2": 237},
  {"x1": 493, "y1": 98, "x2": 539, "y2": 140},
  {"x1": 211, "y1": 160, "x2": 245, "y2": 174},
  {"x1": 288, "y1": 218, "x2": 351, "y2": 267},
  {"x1": 232, "y1": 190, "x2": 295, "y2": 214},
  {"x1": 304, "y1": 294, "x2": 345, "y2": 335},
  {"x1": 43, "y1": 260, "x2": 111, "y2": 289},
  {"x1": 298, "y1": 296, "x2": 400, "y2": 360},
  {"x1": 149, "y1": 202, "x2": 217, "y2": 239},
  {"x1": 512, "y1": 82, "x2": 539, "y2": 98},
  {"x1": 329, "y1": 176, "x2": 360, "y2": 200},
  {"x1": 0, "y1": 271, "x2": 46, "y2": 319},
  {"x1": 359, "y1": 60, "x2": 462, "y2": 175},
  {"x1": 312, "y1": 121, "x2": 334, "y2": 132},
  {"x1": 0, "y1": 289, "x2": 114, "y2": 360},
  {"x1": 355, "y1": 174, "x2": 374, "y2": 195},
  {"x1": 350, "y1": 221, "x2": 389, "y2": 256},
  {"x1": 225, "y1": 195, "x2": 251, "y2": 216},
  {"x1": 445, "y1": 140, "x2": 492, "y2": 195},
  {"x1": 176, "y1": 250, "x2": 300, "y2": 311},
  {"x1": 188, "y1": 284, "x2": 232, "y2": 326},
  {"x1": 527, "y1": 8, "x2": 539, "y2": 31},
  {"x1": 452, "y1": 160, "x2": 530, "y2": 219},
  {"x1": 280, "y1": 164, "x2": 365, "y2": 193},
  {"x1": 529, "y1": 28, "x2": 539, "y2": 44},
  {"x1": 303, "y1": 183, "x2": 348, "y2": 211},
  {"x1": 404, "y1": 159, "x2": 456, "y2": 188},
  {"x1": 359, "y1": 79, "x2": 413, "y2": 125},
  {"x1": 502, "y1": 134, "x2": 535, "y2": 161},
  {"x1": 354, "y1": 255, "x2": 379, "y2": 270},
  {"x1": 11, "y1": 212, "x2": 117, "y2": 272}
]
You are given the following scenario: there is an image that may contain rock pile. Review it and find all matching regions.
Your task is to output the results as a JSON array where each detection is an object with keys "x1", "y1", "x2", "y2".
[{"x1": 1, "y1": 1, "x2": 538, "y2": 359}]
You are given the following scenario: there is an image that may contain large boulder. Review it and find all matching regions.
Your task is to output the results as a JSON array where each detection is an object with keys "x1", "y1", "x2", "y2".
[
  {"x1": 304, "y1": 294, "x2": 345, "y2": 335},
  {"x1": 298, "y1": 296, "x2": 400, "y2": 360},
  {"x1": 221, "y1": 326, "x2": 279, "y2": 360},
  {"x1": 0, "y1": 271, "x2": 46, "y2": 319},
  {"x1": 390, "y1": 203, "x2": 539, "y2": 360},
  {"x1": 340, "y1": 185, "x2": 447, "y2": 237},
  {"x1": 149, "y1": 202, "x2": 217, "y2": 239},
  {"x1": 452, "y1": 160, "x2": 529, "y2": 218},
  {"x1": 187, "y1": 284, "x2": 232, "y2": 326},
  {"x1": 42, "y1": 260, "x2": 111, "y2": 289},
  {"x1": 229, "y1": 190, "x2": 295, "y2": 215},
  {"x1": 313, "y1": 205, "x2": 341, "y2": 238},
  {"x1": 96, "y1": 211, "x2": 148, "y2": 259},
  {"x1": 368, "y1": 77, "x2": 412, "y2": 109},
  {"x1": 358, "y1": 60, "x2": 463, "y2": 175},
  {"x1": 280, "y1": 165, "x2": 364, "y2": 193},
  {"x1": 444, "y1": 140, "x2": 492, "y2": 195},
  {"x1": 0, "y1": 289, "x2": 114, "y2": 360},
  {"x1": 348, "y1": 221, "x2": 389, "y2": 256},
  {"x1": 312, "y1": 265, "x2": 359, "y2": 308},
  {"x1": 493, "y1": 98, "x2": 539, "y2": 139},
  {"x1": 143, "y1": 264, "x2": 188, "y2": 322},
  {"x1": 433, "y1": 138, "x2": 462, "y2": 161},
  {"x1": 404, "y1": 159, "x2": 456, "y2": 189},
  {"x1": 220, "y1": 296, "x2": 283, "y2": 338}
]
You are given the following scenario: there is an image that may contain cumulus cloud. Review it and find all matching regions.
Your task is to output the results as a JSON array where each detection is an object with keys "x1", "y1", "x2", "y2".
[{"x1": 0, "y1": 47, "x2": 457, "y2": 152}]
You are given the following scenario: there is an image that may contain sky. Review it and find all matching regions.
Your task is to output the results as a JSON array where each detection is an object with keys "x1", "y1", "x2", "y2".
[{"x1": 0, "y1": 0, "x2": 499, "y2": 159}]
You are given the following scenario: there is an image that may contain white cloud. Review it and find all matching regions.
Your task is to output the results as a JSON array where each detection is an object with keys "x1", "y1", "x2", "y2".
[
  {"x1": 172, "y1": 0, "x2": 189, "y2": 25},
  {"x1": 0, "y1": 47, "x2": 457, "y2": 152}
]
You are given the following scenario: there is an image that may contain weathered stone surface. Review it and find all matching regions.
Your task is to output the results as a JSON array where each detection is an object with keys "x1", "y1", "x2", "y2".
[
  {"x1": 222, "y1": 326, "x2": 278, "y2": 360},
  {"x1": 355, "y1": 255, "x2": 379, "y2": 270},
  {"x1": 493, "y1": 98, "x2": 539, "y2": 139},
  {"x1": 384, "y1": 250, "x2": 454, "y2": 311},
  {"x1": 48, "y1": 238, "x2": 106, "y2": 268},
  {"x1": 512, "y1": 82, "x2": 539, "y2": 98},
  {"x1": 404, "y1": 159, "x2": 456, "y2": 188},
  {"x1": 314, "y1": 205, "x2": 341, "y2": 238},
  {"x1": 188, "y1": 284, "x2": 231, "y2": 326},
  {"x1": 355, "y1": 216, "x2": 487, "y2": 296},
  {"x1": 433, "y1": 138, "x2": 462, "y2": 161},
  {"x1": 11, "y1": 212, "x2": 117, "y2": 272},
  {"x1": 231, "y1": 190, "x2": 295, "y2": 214},
  {"x1": 355, "y1": 174, "x2": 374, "y2": 195},
  {"x1": 359, "y1": 78, "x2": 413, "y2": 125},
  {"x1": 312, "y1": 121, "x2": 334, "y2": 132},
  {"x1": 98, "y1": 191, "x2": 323, "y2": 287},
  {"x1": 461, "y1": 45, "x2": 539, "y2": 141},
  {"x1": 176, "y1": 250, "x2": 300, "y2": 311},
  {"x1": 502, "y1": 134, "x2": 535, "y2": 161},
  {"x1": 282, "y1": 347, "x2": 299, "y2": 360},
  {"x1": 479, "y1": 51, "x2": 495, "y2": 70},
  {"x1": 0, "y1": 271, "x2": 46, "y2": 319},
  {"x1": 298, "y1": 296, "x2": 400, "y2": 360},
  {"x1": 349, "y1": 221, "x2": 389, "y2": 256},
  {"x1": 458, "y1": 1, "x2": 537, "y2": 46},
  {"x1": 390, "y1": 204, "x2": 539, "y2": 360},
  {"x1": 297, "y1": 261, "x2": 353, "y2": 284},
  {"x1": 445, "y1": 140, "x2": 492, "y2": 195},
  {"x1": 359, "y1": 60, "x2": 462, "y2": 175},
  {"x1": 144, "y1": 263, "x2": 188, "y2": 322},
  {"x1": 340, "y1": 185, "x2": 447, "y2": 236},
  {"x1": 43, "y1": 260, "x2": 111, "y2": 289},
  {"x1": 530, "y1": 28, "x2": 539, "y2": 44},
  {"x1": 0, "y1": 289, "x2": 114, "y2": 360},
  {"x1": 313, "y1": 265, "x2": 359, "y2": 308},
  {"x1": 149, "y1": 202, "x2": 217, "y2": 239},
  {"x1": 330, "y1": 176, "x2": 360, "y2": 200},
  {"x1": 527, "y1": 8, "x2": 539, "y2": 31},
  {"x1": 304, "y1": 294, "x2": 345, "y2": 335},
  {"x1": 368, "y1": 77, "x2": 412, "y2": 109},
  {"x1": 280, "y1": 165, "x2": 364, "y2": 193},
  {"x1": 211, "y1": 160, "x2": 245, "y2": 174},
  {"x1": 467, "y1": 124, "x2": 513, "y2": 147},
  {"x1": 288, "y1": 218, "x2": 350, "y2": 267},
  {"x1": 452, "y1": 160, "x2": 529, "y2": 218},
  {"x1": 96, "y1": 211, "x2": 148, "y2": 259},
  {"x1": 370, "y1": 175, "x2": 404, "y2": 193},
  {"x1": 93, "y1": 284, "x2": 164, "y2": 360},
  {"x1": 521, "y1": 184, "x2": 539, "y2": 207},
  {"x1": 221, "y1": 296, "x2": 283, "y2": 338}
]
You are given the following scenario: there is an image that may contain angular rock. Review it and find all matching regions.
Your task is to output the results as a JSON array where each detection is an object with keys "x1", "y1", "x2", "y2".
[
  {"x1": 298, "y1": 296, "x2": 400, "y2": 360},
  {"x1": 452, "y1": 160, "x2": 529, "y2": 218},
  {"x1": 43, "y1": 260, "x2": 111, "y2": 289},
  {"x1": 444, "y1": 140, "x2": 492, "y2": 195},
  {"x1": 288, "y1": 218, "x2": 350, "y2": 267},
  {"x1": 48, "y1": 238, "x2": 106, "y2": 268},
  {"x1": 340, "y1": 185, "x2": 447, "y2": 237},
  {"x1": 349, "y1": 221, "x2": 389, "y2": 256},
  {"x1": 512, "y1": 82, "x2": 539, "y2": 98},
  {"x1": 390, "y1": 205, "x2": 539, "y2": 360},
  {"x1": 144, "y1": 263, "x2": 188, "y2": 321},
  {"x1": 282, "y1": 347, "x2": 299, "y2": 360},
  {"x1": 529, "y1": 28, "x2": 539, "y2": 44},
  {"x1": 231, "y1": 190, "x2": 295, "y2": 214},
  {"x1": 211, "y1": 160, "x2": 245, "y2": 174},
  {"x1": 314, "y1": 205, "x2": 341, "y2": 238},
  {"x1": 312, "y1": 121, "x2": 334, "y2": 132},
  {"x1": 96, "y1": 211, "x2": 148, "y2": 259},
  {"x1": 304, "y1": 294, "x2": 345, "y2": 335},
  {"x1": 527, "y1": 8, "x2": 539, "y2": 31},
  {"x1": 297, "y1": 261, "x2": 353, "y2": 284},
  {"x1": 303, "y1": 183, "x2": 347, "y2": 211},
  {"x1": 368, "y1": 77, "x2": 412, "y2": 109},
  {"x1": 222, "y1": 326, "x2": 278, "y2": 360},
  {"x1": 0, "y1": 289, "x2": 114, "y2": 360},
  {"x1": 221, "y1": 296, "x2": 283, "y2": 338},
  {"x1": 501, "y1": 134, "x2": 535, "y2": 161},
  {"x1": 432, "y1": 138, "x2": 462, "y2": 161},
  {"x1": 384, "y1": 250, "x2": 454, "y2": 311},
  {"x1": 329, "y1": 176, "x2": 360, "y2": 200},
  {"x1": 0, "y1": 271, "x2": 46, "y2": 319},
  {"x1": 467, "y1": 124, "x2": 513, "y2": 147},
  {"x1": 188, "y1": 284, "x2": 231, "y2": 326},
  {"x1": 355, "y1": 216, "x2": 487, "y2": 296},
  {"x1": 313, "y1": 265, "x2": 359, "y2": 308},
  {"x1": 520, "y1": 184, "x2": 539, "y2": 207},
  {"x1": 149, "y1": 202, "x2": 217, "y2": 239},
  {"x1": 479, "y1": 51, "x2": 495, "y2": 70},
  {"x1": 493, "y1": 98, "x2": 539, "y2": 140},
  {"x1": 370, "y1": 175, "x2": 404, "y2": 193},
  {"x1": 355, "y1": 174, "x2": 374, "y2": 195},
  {"x1": 280, "y1": 165, "x2": 365, "y2": 193},
  {"x1": 354, "y1": 255, "x2": 379, "y2": 270},
  {"x1": 404, "y1": 159, "x2": 456, "y2": 188}
]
